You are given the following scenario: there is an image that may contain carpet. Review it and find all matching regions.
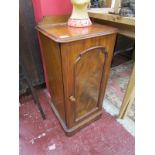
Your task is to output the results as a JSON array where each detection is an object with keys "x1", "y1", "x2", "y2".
[
  {"x1": 105, "y1": 61, "x2": 135, "y2": 121},
  {"x1": 19, "y1": 89, "x2": 135, "y2": 155}
]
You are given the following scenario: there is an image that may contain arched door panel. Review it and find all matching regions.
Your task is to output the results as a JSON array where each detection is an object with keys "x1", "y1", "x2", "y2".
[{"x1": 73, "y1": 46, "x2": 108, "y2": 122}]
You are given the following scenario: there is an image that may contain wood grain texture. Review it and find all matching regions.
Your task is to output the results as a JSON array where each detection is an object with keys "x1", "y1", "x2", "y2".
[
  {"x1": 91, "y1": 18, "x2": 135, "y2": 38},
  {"x1": 37, "y1": 22, "x2": 117, "y2": 135},
  {"x1": 88, "y1": 9, "x2": 135, "y2": 26},
  {"x1": 36, "y1": 23, "x2": 117, "y2": 43},
  {"x1": 38, "y1": 15, "x2": 70, "y2": 25},
  {"x1": 61, "y1": 34, "x2": 116, "y2": 129},
  {"x1": 39, "y1": 33, "x2": 66, "y2": 122},
  {"x1": 74, "y1": 47, "x2": 107, "y2": 121}
]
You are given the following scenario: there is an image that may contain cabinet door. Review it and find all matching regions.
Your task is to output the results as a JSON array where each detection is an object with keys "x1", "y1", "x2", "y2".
[
  {"x1": 61, "y1": 35, "x2": 116, "y2": 128},
  {"x1": 73, "y1": 46, "x2": 108, "y2": 122}
]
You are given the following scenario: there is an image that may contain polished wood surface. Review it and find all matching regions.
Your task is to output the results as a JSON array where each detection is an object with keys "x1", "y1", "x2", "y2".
[
  {"x1": 61, "y1": 34, "x2": 116, "y2": 129},
  {"x1": 75, "y1": 47, "x2": 106, "y2": 121},
  {"x1": 39, "y1": 33, "x2": 66, "y2": 122},
  {"x1": 37, "y1": 22, "x2": 117, "y2": 135},
  {"x1": 36, "y1": 23, "x2": 117, "y2": 43},
  {"x1": 38, "y1": 15, "x2": 70, "y2": 25}
]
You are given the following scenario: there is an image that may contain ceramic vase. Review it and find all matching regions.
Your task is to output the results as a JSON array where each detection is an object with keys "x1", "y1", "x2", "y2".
[{"x1": 68, "y1": 0, "x2": 92, "y2": 27}]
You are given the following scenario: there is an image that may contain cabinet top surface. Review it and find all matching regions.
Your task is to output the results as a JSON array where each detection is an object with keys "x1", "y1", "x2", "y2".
[{"x1": 36, "y1": 23, "x2": 117, "y2": 43}]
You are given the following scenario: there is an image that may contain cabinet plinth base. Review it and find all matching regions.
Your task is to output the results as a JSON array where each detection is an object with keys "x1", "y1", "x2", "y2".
[{"x1": 49, "y1": 100, "x2": 102, "y2": 136}]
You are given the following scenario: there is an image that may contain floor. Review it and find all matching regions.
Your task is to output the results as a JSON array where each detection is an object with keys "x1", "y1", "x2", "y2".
[
  {"x1": 20, "y1": 92, "x2": 134, "y2": 155},
  {"x1": 19, "y1": 61, "x2": 135, "y2": 155},
  {"x1": 106, "y1": 61, "x2": 135, "y2": 121}
]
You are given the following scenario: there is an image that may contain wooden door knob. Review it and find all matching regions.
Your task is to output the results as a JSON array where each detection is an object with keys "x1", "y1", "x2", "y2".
[{"x1": 69, "y1": 96, "x2": 76, "y2": 102}]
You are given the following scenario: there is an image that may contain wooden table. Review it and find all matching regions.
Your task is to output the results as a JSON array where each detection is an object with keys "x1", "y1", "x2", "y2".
[
  {"x1": 88, "y1": 8, "x2": 135, "y2": 38},
  {"x1": 88, "y1": 8, "x2": 135, "y2": 119}
]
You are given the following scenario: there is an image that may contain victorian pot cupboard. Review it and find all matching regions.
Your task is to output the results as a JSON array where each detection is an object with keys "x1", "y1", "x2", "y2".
[{"x1": 37, "y1": 22, "x2": 117, "y2": 136}]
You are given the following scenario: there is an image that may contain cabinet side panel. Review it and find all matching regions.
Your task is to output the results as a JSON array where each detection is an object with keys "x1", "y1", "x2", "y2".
[{"x1": 39, "y1": 33, "x2": 66, "y2": 122}]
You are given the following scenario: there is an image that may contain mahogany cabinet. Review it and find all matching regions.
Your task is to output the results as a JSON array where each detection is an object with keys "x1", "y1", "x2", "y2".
[{"x1": 36, "y1": 23, "x2": 117, "y2": 136}]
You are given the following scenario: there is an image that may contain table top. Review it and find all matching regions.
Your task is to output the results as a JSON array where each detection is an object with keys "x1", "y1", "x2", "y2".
[
  {"x1": 36, "y1": 23, "x2": 117, "y2": 43},
  {"x1": 88, "y1": 8, "x2": 135, "y2": 26}
]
